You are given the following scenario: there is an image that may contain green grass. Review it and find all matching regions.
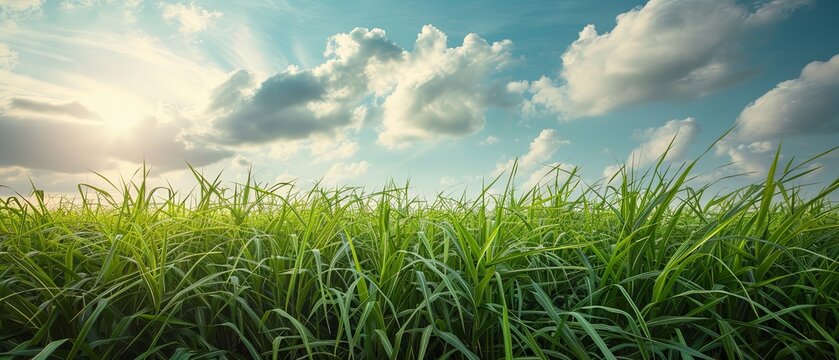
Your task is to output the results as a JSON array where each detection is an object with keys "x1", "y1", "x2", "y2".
[{"x1": 0, "y1": 147, "x2": 837, "y2": 359}]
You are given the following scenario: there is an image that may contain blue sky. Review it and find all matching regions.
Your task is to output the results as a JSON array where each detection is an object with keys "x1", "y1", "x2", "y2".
[{"x1": 1, "y1": 0, "x2": 837, "y2": 196}]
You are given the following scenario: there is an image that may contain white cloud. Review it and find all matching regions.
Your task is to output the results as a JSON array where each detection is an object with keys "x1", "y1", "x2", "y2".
[
  {"x1": 309, "y1": 138, "x2": 358, "y2": 162},
  {"x1": 744, "y1": 141, "x2": 773, "y2": 154},
  {"x1": 121, "y1": 0, "x2": 143, "y2": 23},
  {"x1": 602, "y1": 165, "x2": 622, "y2": 182},
  {"x1": 628, "y1": 118, "x2": 700, "y2": 166},
  {"x1": 377, "y1": 26, "x2": 514, "y2": 148},
  {"x1": 61, "y1": 0, "x2": 103, "y2": 10},
  {"x1": 0, "y1": 0, "x2": 42, "y2": 17},
  {"x1": 746, "y1": 0, "x2": 812, "y2": 26},
  {"x1": 522, "y1": 0, "x2": 810, "y2": 119},
  {"x1": 715, "y1": 54, "x2": 839, "y2": 176},
  {"x1": 521, "y1": 162, "x2": 575, "y2": 190},
  {"x1": 439, "y1": 175, "x2": 483, "y2": 187},
  {"x1": 275, "y1": 171, "x2": 297, "y2": 184},
  {"x1": 267, "y1": 140, "x2": 304, "y2": 161},
  {"x1": 494, "y1": 129, "x2": 568, "y2": 176},
  {"x1": 493, "y1": 129, "x2": 572, "y2": 189},
  {"x1": 478, "y1": 135, "x2": 499, "y2": 146},
  {"x1": 232, "y1": 154, "x2": 250, "y2": 167},
  {"x1": 323, "y1": 161, "x2": 369, "y2": 185},
  {"x1": 212, "y1": 26, "x2": 514, "y2": 149},
  {"x1": 211, "y1": 28, "x2": 404, "y2": 144},
  {"x1": 231, "y1": 135, "x2": 358, "y2": 169},
  {"x1": 736, "y1": 54, "x2": 839, "y2": 142},
  {"x1": 0, "y1": 43, "x2": 17, "y2": 70},
  {"x1": 715, "y1": 140, "x2": 777, "y2": 176},
  {"x1": 439, "y1": 176, "x2": 459, "y2": 187},
  {"x1": 603, "y1": 118, "x2": 700, "y2": 179},
  {"x1": 506, "y1": 80, "x2": 529, "y2": 94},
  {"x1": 160, "y1": 2, "x2": 223, "y2": 35}
]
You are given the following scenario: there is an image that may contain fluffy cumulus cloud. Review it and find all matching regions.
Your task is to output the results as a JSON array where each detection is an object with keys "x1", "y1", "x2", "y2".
[
  {"x1": 211, "y1": 25, "x2": 514, "y2": 148},
  {"x1": 323, "y1": 161, "x2": 369, "y2": 185},
  {"x1": 520, "y1": 0, "x2": 810, "y2": 119},
  {"x1": 377, "y1": 26, "x2": 513, "y2": 148},
  {"x1": 212, "y1": 68, "x2": 352, "y2": 143},
  {"x1": 603, "y1": 118, "x2": 700, "y2": 179},
  {"x1": 736, "y1": 54, "x2": 839, "y2": 141},
  {"x1": 160, "y1": 2, "x2": 223, "y2": 35},
  {"x1": 493, "y1": 129, "x2": 568, "y2": 174},
  {"x1": 211, "y1": 27, "x2": 403, "y2": 144},
  {"x1": 207, "y1": 69, "x2": 256, "y2": 113},
  {"x1": 493, "y1": 129, "x2": 572, "y2": 189},
  {"x1": 717, "y1": 54, "x2": 839, "y2": 175},
  {"x1": 0, "y1": 98, "x2": 231, "y2": 173}
]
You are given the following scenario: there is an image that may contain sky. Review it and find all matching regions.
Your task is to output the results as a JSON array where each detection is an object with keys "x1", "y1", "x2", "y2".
[{"x1": 0, "y1": 0, "x2": 837, "y2": 197}]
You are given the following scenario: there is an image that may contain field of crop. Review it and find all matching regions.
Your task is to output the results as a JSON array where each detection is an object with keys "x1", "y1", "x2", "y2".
[{"x1": 0, "y1": 149, "x2": 837, "y2": 359}]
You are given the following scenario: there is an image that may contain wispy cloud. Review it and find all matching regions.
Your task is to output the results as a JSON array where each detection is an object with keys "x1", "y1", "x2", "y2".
[
  {"x1": 478, "y1": 135, "x2": 499, "y2": 146},
  {"x1": 0, "y1": 0, "x2": 43, "y2": 19},
  {"x1": 160, "y1": 2, "x2": 223, "y2": 35},
  {"x1": 323, "y1": 161, "x2": 369, "y2": 185},
  {"x1": 0, "y1": 43, "x2": 17, "y2": 70},
  {"x1": 61, "y1": 0, "x2": 104, "y2": 10}
]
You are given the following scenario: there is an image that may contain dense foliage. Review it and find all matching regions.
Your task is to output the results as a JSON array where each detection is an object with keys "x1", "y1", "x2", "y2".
[{"x1": 1, "y1": 150, "x2": 837, "y2": 359}]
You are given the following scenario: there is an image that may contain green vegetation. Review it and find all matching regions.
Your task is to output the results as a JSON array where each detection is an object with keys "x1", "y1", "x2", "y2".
[{"x1": 1, "y1": 147, "x2": 837, "y2": 359}]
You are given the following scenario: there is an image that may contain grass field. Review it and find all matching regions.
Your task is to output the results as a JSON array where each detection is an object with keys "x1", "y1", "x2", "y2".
[{"x1": 1, "y1": 148, "x2": 837, "y2": 359}]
